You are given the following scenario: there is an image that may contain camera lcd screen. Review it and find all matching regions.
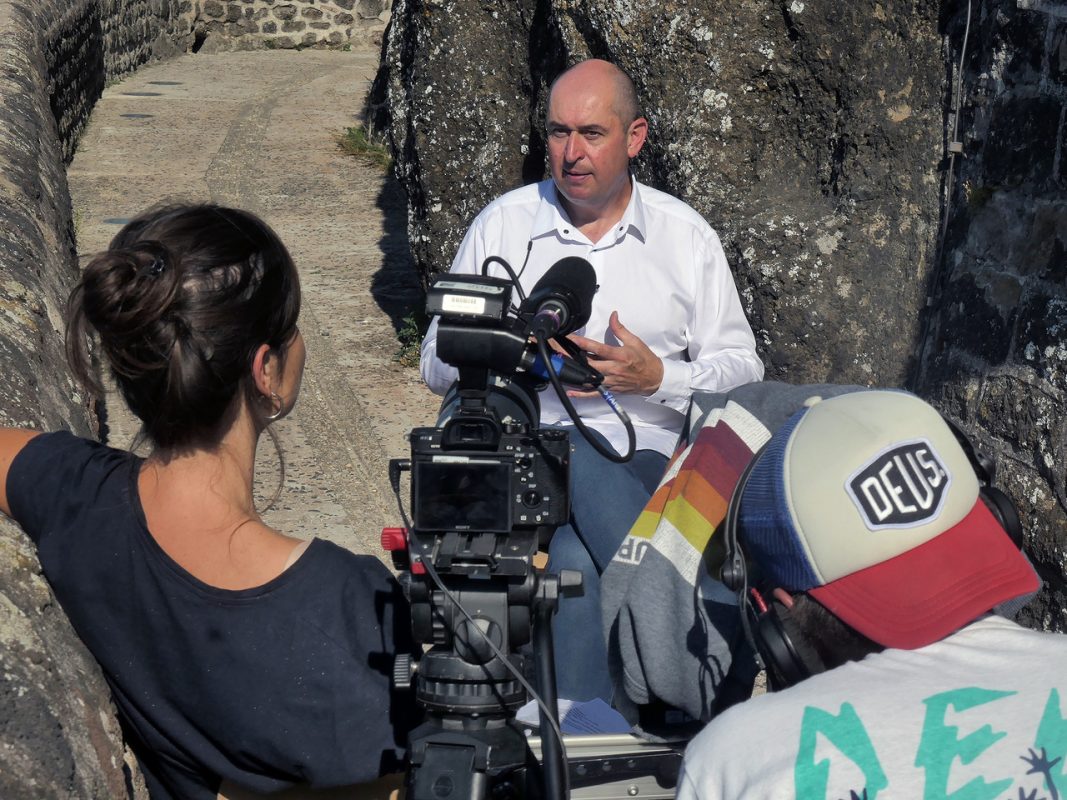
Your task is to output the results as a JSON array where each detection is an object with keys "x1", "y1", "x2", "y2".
[{"x1": 414, "y1": 459, "x2": 512, "y2": 532}]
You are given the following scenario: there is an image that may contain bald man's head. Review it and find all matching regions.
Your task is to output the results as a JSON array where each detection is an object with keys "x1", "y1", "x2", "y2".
[{"x1": 549, "y1": 59, "x2": 641, "y2": 126}]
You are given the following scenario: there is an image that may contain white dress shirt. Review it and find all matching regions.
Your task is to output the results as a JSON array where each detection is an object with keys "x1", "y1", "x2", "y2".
[{"x1": 420, "y1": 179, "x2": 764, "y2": 456}]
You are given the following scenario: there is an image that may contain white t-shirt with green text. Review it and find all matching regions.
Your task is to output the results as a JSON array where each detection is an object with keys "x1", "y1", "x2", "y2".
[{"x1": 678, "y1": 616, "x2": 1067, "y2": 800}]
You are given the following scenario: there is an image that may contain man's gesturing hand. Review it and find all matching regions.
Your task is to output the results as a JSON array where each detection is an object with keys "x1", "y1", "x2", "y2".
[{"x1": 566, "y1": 311, "x2": 664, "y2": 398}]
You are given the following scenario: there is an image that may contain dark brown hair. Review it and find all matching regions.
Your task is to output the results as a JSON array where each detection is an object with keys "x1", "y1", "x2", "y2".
[
  {"x1": 67, "y1": 204, "x2": 301, "y2": 450},
  {"x1": 786, "y1": 593, "x2": 884, "y2": 671}
]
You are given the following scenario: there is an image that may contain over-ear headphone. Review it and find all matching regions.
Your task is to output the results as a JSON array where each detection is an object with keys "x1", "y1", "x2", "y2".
[
  {"x1": 720, "y1": 414, "x2": 1024, "y2": 692},
  {"x1": 720, "y1": 443, "x2": 818, "y2": 691},
  {"x1": 943, "y1": 418, "x2": 1024, "y2": 549}
]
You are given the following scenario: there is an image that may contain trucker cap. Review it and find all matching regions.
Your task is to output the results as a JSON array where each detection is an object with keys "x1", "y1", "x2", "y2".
[{"x1": 738, "y1": 390, "x2": 1039, "y2": 649}]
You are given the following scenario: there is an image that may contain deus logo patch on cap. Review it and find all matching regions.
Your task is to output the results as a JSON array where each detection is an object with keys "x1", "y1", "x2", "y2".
[{"x1": 846, "y1": 439, "x2": 951, "y2": 529}]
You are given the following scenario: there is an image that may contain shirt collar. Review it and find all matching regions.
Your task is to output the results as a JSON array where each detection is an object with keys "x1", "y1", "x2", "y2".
[{"x1": 531, "y1": 177, "x2": 648, "y2": 245}]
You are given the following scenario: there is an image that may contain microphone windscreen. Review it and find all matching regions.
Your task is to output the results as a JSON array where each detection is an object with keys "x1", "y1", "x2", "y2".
[
  {"x1": 522, "y1": 257, "x2": 597, "y2": 334},
  {"x1": 538, "y1": 256, "x2": 597, "y2": 299}
]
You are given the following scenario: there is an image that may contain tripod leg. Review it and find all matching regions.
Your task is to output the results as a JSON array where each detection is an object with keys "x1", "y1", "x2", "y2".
[{"x1": 533, "y1": 604, "x2": 566, "y2": 800}]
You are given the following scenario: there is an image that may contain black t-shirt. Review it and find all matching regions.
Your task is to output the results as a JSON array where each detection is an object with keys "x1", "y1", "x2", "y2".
[{"x1": 7, "y1": 431, "x2": 419, "y2": 799}]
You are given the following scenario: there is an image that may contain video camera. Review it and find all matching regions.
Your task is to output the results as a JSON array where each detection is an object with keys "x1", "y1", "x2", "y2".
[
  {"x1": 403, "y1": 261, "x2": 599, "y2": 578},
  {"x1": 384, "y1": 258, "x2": 601, "y2": 800},
  {"x1": 386, "y1": 258, "x2": 680, "y2": 800}
]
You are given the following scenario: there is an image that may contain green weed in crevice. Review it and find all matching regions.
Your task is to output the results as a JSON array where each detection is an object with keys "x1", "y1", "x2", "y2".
[
  {"x1": 338, "y1": 125, "x2": 392, "y2": 171},
  {"x1": 395, "y1": 311, "x2": 427, "y2": 368}
]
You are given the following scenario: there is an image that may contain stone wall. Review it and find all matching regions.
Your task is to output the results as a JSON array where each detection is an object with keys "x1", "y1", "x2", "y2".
[
  {"x1": 187, "y1": 0, "x2": 391, "y2": 52},
  {"x1": 0, "y1": 0, "x2": 396, "y2": 793},
  {"x1": 45, "y1": 0, "x2": 191, "y2": 160},
  {"x1": 99, "y1": 0, "x2": 195, "y2": 81},
  {"x1": 914, "y1": 1, "x2": 1067, "y2": 630},
  {"x1": 378, "y1": 0, "x2": 1067, "y2": 622},
  {"x1": 0, "y1": 1, "x2": 183, "y2": 793}
]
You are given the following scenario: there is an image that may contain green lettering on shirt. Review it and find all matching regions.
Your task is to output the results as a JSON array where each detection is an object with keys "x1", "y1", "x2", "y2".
[
  {"x1": 1033, "y1": 688, "x2": 1067, "y2": 798},
  {"x1": 915, "y1": 687, "x2": 1014, "y2": 799},
  {"x1": 795, "y1": 703, "x2": 888, "y2": 799}
]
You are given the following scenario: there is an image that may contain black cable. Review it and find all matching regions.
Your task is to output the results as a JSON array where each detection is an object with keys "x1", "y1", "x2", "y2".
[
  {"x1": 515, "y1": 239, "x2": 534, "y2": 284},
  {"x1": 537, "y1": 335, "x2": 636, "y2": 463},
  {"x1": 481, "y1": 253, "x2": 528, "y2": 305}
]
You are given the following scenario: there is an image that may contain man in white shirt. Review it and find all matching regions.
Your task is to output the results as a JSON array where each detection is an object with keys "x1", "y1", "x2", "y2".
[
  {"x1": 677, "y1": 390, "x2": 1061, "y2": 800},
  {"x1": 420, "y1": 59, "x2": 763, "y2": 702}
]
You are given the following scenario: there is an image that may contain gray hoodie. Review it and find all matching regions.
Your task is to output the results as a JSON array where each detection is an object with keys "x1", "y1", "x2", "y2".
[{"x1": 600, "y1": 381, "x2": 863, "y2": 727}]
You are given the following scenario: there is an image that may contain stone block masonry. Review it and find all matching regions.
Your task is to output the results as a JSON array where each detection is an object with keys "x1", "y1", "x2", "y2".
[
  {"x1": 45, "y1": 0, "x2": 192, "y2": 159},
  {"x1": 1, "y1": 1, "x2": 190, "y2": 795},
  {"x1": 190, "y1": 0, "x2": 390, "y2": 51},
  {"x1": 0, "y1": 0, "x2": 123, "y2": 794},
  {"x1": 0, "y1": 0, "x2": 394, "y2": 793}
]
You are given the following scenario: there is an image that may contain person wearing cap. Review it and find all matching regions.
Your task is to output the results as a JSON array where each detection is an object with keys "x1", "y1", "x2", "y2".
[
  {"x1": 420, "y1": 59, "x2": 763, "y2": 703},
  {"x1": 677, "y1": 390, "x2": 1064, "y2": 800}
]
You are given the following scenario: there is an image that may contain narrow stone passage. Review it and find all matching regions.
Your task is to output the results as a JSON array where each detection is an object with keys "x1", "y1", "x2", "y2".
[{"x1": 68, "y1": 48, "x2": 436, "y2": 558}]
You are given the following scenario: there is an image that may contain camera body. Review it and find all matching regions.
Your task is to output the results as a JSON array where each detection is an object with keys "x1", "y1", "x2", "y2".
[
  {"x1": 404, "y1": 273, "x2": 571, "y2": 580},
  {"x1": 409, "y1": 424, "x2": 569, "y2": 535}
]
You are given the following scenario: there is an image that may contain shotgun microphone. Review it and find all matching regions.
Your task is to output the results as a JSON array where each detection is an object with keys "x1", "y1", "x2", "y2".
[{"x1": 519, "y1": 257, "x2": 596, "y2": 339}]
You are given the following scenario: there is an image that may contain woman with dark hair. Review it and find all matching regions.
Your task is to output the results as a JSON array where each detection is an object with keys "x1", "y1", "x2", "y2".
[{"x1": 0, "y1": 204, "x2": 418, "y2": 799}]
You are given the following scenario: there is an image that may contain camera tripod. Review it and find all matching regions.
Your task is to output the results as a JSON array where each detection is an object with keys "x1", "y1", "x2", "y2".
[{"x1": 385, "y1": 528, "x2": 683, "y2": 800}]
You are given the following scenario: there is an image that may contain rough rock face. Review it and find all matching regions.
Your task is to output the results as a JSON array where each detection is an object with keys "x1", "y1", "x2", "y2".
[
  {"x1": 380, "y1": 0, "x2": 945, "y2": 387},
  {"x1": 555, "y1": 1, "x2": 946, "y2": 389},
  {"x1": 373, "y1": 0, "x2": 565, "y2": 279},
  {"x1": 914, "y1": 2, "x2": 1067, "y2": 630},
  {"x1": 0, "y1": 1, "x2": 184, "y2": 794},
  {"x1": 379, "y1": 0, "x2": 1067, "y2": 619}
]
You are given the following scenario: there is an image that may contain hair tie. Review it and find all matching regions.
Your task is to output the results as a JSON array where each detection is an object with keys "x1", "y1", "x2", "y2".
[{"x1": 138, "y1": 253, "x2": 166, "y2": 278}]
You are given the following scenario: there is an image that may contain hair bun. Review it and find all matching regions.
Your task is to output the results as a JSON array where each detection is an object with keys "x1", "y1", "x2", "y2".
[
  {"x1": 74, "y1": 241, "x2": 183, "y2": 386},
  {"x1": 67, "y1": 203, "x2": 301, "y2": 450}
]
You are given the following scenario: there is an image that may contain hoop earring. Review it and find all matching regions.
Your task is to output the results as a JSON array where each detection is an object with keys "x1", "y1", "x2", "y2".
[{"x1": 264, "y1": 391, "x2": 284, "y2": 422}]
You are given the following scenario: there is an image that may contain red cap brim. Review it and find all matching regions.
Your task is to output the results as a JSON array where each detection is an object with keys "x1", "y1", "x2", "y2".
[{"x1": 810, "y1": 501, "x2": 1039, "y2": 649}]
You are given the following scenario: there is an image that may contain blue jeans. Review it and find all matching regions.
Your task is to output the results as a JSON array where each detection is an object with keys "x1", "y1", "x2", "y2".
[{"x1": 546, "y1": 429, "x2": 667, "y2": 702}]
